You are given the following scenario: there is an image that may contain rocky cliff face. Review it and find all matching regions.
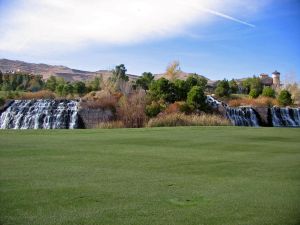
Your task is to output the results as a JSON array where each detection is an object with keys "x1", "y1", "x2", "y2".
[
  {"x1": 252, "y1": 107, "x2": 271, "y2": 126},
  {"x1": 77, "y1": 108, "x2": 115, "y2": 128}
]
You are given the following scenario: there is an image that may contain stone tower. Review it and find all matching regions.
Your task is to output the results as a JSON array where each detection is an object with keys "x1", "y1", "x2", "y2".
[{"x1": 272, "y1": 70, "x2": 280, "y2": 88}]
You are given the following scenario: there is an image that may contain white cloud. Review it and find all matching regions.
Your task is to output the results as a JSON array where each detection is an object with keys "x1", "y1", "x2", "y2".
[{"x1": 0, "y1": 0, "x2": 266, "y2": 53}]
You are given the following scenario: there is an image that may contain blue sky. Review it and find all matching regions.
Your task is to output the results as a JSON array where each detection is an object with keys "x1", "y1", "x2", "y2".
[{"x1": 0, "y1": 0, "x2": 299, "y2": 81}]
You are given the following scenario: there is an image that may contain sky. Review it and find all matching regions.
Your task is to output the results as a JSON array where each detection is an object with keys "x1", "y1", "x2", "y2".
[{"x1": 0, "y1": 0, "x2": 299, "y2": 81}]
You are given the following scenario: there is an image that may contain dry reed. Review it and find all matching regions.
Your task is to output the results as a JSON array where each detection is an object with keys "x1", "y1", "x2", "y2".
[
  {"x1": 147, "y1": 113, "x2": 231, "y2": 127},
  {"x1": 228, "y1": 97, "x2": 278, "y2": 107}
]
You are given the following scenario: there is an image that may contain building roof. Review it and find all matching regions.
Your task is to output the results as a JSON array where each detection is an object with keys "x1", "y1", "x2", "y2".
[
  {"x1": 260, "y1": 77, "x2": 273, "y2": 86},
  {"x1": 272, "y1": 70, "x2": 280, "y2": 75}
]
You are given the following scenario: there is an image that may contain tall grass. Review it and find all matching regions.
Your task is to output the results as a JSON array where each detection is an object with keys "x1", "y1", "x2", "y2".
[
  {"x1": 147, "y1": 113, "x2": 231, "y2": 127},
  {"x1": 228, "y1": 97, "x2": 278, "y2": 107},
  {"x1": 20, "y1": 90, "x2": 55, "y2": 99},
  {"x1": 117, "y1": 91, "x2": 147, "y2": 128}
]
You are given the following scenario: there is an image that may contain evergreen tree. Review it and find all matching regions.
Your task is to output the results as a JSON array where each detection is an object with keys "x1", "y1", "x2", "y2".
[
  {"x1": 187, "y1": 86, "x2": 207, "y2": 110},
  {"x1": 215, "y1": 79, "x2": 230, "y2": 97},
  {"x1": 136, "y1": 72, "x2": 154, "y2": 91}
]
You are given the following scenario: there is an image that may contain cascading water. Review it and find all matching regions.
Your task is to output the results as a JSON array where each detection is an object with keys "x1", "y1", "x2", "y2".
[
  {"x1": 206, "y1": 95, "x2": 259, "y2": 127},
  {"x1": 206, "y1": 95, "x2": 227, "y2": 109},
  {"x1": 271, "y1": 107, "x2": 300, "y2": 127},
  {"x1": 226, "y1": 107, "x2": 259, "y2": 126},
  {"x1": 0, "y1": 99, "x2": 79, "y2": 129}
]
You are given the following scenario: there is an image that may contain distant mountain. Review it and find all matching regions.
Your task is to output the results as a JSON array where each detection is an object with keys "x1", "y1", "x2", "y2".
[
  {"x1": 0, "y1": 58, "x2": 211, "y2": 82},
  {"x1": 0, "y1": 59, "x2": 139, "y2": 82}
]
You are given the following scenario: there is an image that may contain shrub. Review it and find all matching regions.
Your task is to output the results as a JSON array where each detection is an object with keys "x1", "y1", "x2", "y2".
[
  {"x1": 285, "y1": 82, "x2": 300, "y2": 105},
  {"x1": 135, "y1": 72, "x2": 154, "y2": 91},
  {"x1": 215, "y1": 79, "x2": 230, "y2": 97},
  {"x1": 229, "y1": 79, "x2": 238, "y2": 94},
  {"x1": 149, "y1": 78, "x2": 177, "y2": 103},
  {"x1": 241, "y1": 76, "x2": 263, "y2": 94},
  {"x1": 249, "y1": 89, "x2": 259, "y2": 98},
  {"x1": 20, "y1": 90, "x2": 55, "y2": 99},
  {"x1": 178, "y1": 102, "x2": 193, "y2": 114},
  {"x1": 215, "y1": 86, "x2": 225, "y2": 97},
  {"x1": 228, "y1": 97, "x2": 278, "y2": 107},
  {"x1": 174, "y1": 79, "x2": 188, "y2": 101},
  {"x1": 255, "y1": 97, "x2": 278, "y2": 107},
  {"x1": 278, "y1": 90, "x2": 293, "y2": 106},
  {"x1": 82, "y1": 90, "x2": 119, "y2": 111},
  {"x1": 187, "y1": 86, "x2": 206, "y2": 110},
  {"x1": 165, "y1": 102, "x2": 181, "y2": 114},
  {"x1": 147, "y1": 113, "x2": 230, "y2": 127},
  {"x1": 185, "y1": 74, "x2": 207, "y2": 91},
  {"x1": 117, "y1": 91, "x2": 147, "y2": 128},
  {"x1": 145, "y1": 101, "x2": 163, "y2": 117},
  {"x1": 83, "y1": 96, "x2": 118, "y2": 111},
  {"x1": 262, "y1": 87, "x2": 275, "y2": 98}
]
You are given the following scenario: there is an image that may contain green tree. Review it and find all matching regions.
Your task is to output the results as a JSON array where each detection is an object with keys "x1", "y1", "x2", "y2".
[
  {"x1": 55, "y1": 84, "x2": 64, "y2": 96},
  {"x1": 149, "y1": 78, "x2": 169, "y2": 101},
  {"x1": 136, "y1": 72, "x2": 154, "y2": 91},
  {"x1": 185, "y1": 74, "x2": 207, "y2": 91},
  {"x1": 215, "y1": 79, "x2": 230, "y2": 97},
  {"x1": 90, "y1": 76, "x2": 102, "y2": 91},
  {"x1": 149, "y1": 78, "x2": 177, "y2": 103},
  {"x1": 229, "y1": 79, "x2": 238, "y2": 94},
  {"x1": 45, "y1": 76, "x2": 57, "y2": 92},
  {"x1": 249, "y1": 89, "x2": 259, "y2": 99},
  {"x1": 62, "y1": 83, "x2": 74, "y2": 97},
  {"x1": 250, "y1": 77, "x2": 263, "y2": 95},
  {"x1": 27, "y1": 75, "x2": 43, "y2": 92},
  {"x1": 241, "y1": 78, "x2": 252, "y2": 94},
  {"x1": 278, "y1": 90, "x2": 293, "y2": 106},
  {"x1": 242, "y1": 76, "x2": 263, "y2": 95},
  {"x1": 10, "y1": 75, "x2": 18, "y2": 90},
  {"x1": 73, "y1": 81, "x2": 86, "y2": 96},
  {"x1": 111, "y1": 64, "x2": 129, "y2": 82},
  {"x1": 262, "y1": 86, "x2": 275, "y2": 98},
  {"x1": 187, "y1": 86, "x2": 206, "y2": 110},
  {"x1": 174, "y1": 79, "x2": 187, "y2": 101}
]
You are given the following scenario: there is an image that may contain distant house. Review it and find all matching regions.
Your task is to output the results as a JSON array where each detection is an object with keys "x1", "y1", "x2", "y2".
[{"x1": 259, "y1": 71, "x2": 281, "y2": 89}]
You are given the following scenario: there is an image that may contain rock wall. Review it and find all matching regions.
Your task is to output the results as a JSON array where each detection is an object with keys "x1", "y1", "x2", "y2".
[
  {"x1": 78, "y1": 108, "x2": 115, "y2": 128},
  {"x1": 252, "y1": 107, "x2": 271, "y2": 126}
]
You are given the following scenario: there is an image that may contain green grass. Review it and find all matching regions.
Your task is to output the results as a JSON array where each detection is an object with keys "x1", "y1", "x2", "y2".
[
  {"x1": 0, "y1": 127, "x2": 300, "y2": 225},
  {"x1": 0, "y1": 91, "x2": 25, "y2": 99},
  {"x1": 0, "y1": 91, "x2": 6, "y2": 98}
]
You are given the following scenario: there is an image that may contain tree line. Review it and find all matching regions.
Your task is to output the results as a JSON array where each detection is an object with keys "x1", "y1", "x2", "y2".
[{"x1": 0, "y1": 70, "x2": 102, "y2": 97}]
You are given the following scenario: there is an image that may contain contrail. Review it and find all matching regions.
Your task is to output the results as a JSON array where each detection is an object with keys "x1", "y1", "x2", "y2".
[{"x1": 201, "y1": 8, "x2": 256, "y2": 28}]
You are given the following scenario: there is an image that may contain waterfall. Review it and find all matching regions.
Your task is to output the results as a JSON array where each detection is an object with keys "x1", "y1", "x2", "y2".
[
  {"x1": 271, "y1": 107, "x2": 300, "y2": 127},
  {"x1": 206, "y1": 95, "x2": 300, "y2": 127},
  {"x1": 206, "y1": 95, "x2": 227, "y2": 109},
  {"x1": 0, "y1": 99, "x2": 79, "y2": 129},
  {"x1": 206, "y1": 96, "x2": 259, "y2": 126},
  {"x1": 226, "y1": 107, "x2": 259, "y2": 126}
]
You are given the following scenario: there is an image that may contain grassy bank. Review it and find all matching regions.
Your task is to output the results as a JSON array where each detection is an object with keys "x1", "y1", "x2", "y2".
[{"x1": 0, "y1": 127, "x2": 300, "y2": 225}]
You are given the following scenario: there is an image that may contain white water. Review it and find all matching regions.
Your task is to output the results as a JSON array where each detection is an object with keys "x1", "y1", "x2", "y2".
[
  {"x1": 226, "y1": 107, "x2": 259, "y2": 126},
  {"x1": 206, "y1": 96, "x2": 259, "y2": 126},
  {"x1": 206, "y1": 95, "x2": 227, "y2": 109},
  {"x1": 271, "y1": 107, "x2": 300, "y2": 127},
  {"x1": 0, "y1": 100, "x2": 79, "y2": 129}
]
